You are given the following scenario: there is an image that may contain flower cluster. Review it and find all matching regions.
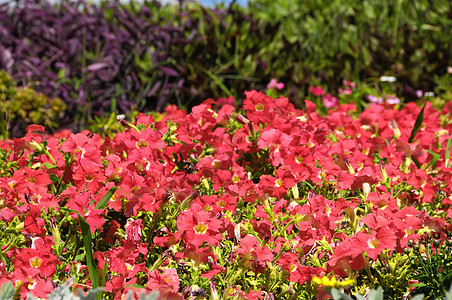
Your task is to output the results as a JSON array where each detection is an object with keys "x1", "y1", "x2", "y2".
[{"x1": 0, "y1": 92, "x2": 451, "y2": 299}]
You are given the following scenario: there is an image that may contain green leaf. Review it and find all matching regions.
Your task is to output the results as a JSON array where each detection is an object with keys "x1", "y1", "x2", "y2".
[
  {"x1": 425, "y1": 150, "x2": 440, "y2": 170},
  {"x1": 201, "y1": 68, "x2": 233, "y2": 97},
  {"x1": 138, "y1": 291, "x2": 160, "y2": 300},
  {"x1": 411, "y1": 294, "x2": 425, "y2": 300},
  {"x1": 330, "y1": 288, "x2": 354, "y2": 300},
  {"x1": 367, "y1": 286, "x2": 384, "y2": 300},
  {"x1": 125, "y1": 284, "x2": 147, "y2": 289},
  {"x1": 49, "y1": 173, "x2": 60, "y2": 183},
  {"x1": 408, "y1": 101, "x2": 427, "y2": 143},
  {"x1": 58, "y1": 207, "x2": 99, "y2": 290},
  {"x1": 445, "y1": 282, "x2": 452, "y2": 300},
  {"x1": 0, "y1": 281, "x2": 15, "y2": 299},
  {"x1": 100, "y1": 253, "x2": 108, "y2": 290},
  {"x1": 410, "y1": 282, "x2": 428, "y2": 288},
  {"x1": 445, "y1": 138, "x2": 452, "y2": 167},
  {"x1": 41, "y1": 162, "x2": 58, "y2": 169},
  {"x1": 95, "y1": 187, "x2": 118, "y2": 209}
]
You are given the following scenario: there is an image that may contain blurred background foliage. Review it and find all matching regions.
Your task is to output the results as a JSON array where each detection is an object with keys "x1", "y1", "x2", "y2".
[
  {"x1": 0, "y1": 0, "x2": 451, "y2": 137},
  {"x1": 0, "y1": 71, "x2": 66, "y2": 138}
]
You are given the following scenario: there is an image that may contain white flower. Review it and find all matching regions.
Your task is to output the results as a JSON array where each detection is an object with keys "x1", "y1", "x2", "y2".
[{"x1": 380, "y1": 76, "x2": 397, "y2": 82}]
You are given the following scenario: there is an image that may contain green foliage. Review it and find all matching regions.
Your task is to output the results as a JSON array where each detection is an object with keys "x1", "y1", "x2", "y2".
[
  {"x1": 246, "y1": 0, "x2": 451, "y2": 107},
  {"x1": 2, "y1": 0, "x2": 451, "y2": 128},
  {"x1": 0, "y1": 148, "x2": 19, "y2": 177},
  {"x1": 0, "y1": 71, "x2": 66, "y2": 139},
  {"x1": 406, "y1": 233, "x2": 452, "y2": 299},
  {"x1": 0, "y1": 281, "x2": 14, "y2": 299},
  {"x1": 355, "y1": 252, "x2": 411, "y2": 300}
]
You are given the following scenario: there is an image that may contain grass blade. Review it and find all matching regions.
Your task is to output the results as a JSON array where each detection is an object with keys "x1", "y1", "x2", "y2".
[
  {"x1": 408, "y1": 101, "x2": 427, "y2": 143},
  {"x1": 58, "y1": 207, "x2": 99, "y2": 290},
  {"x1": 197, "y1": 65, "x2": 233, "y2": 97},
  {"x1": 95, "y1": 187, "x2": 118, "y2": 209},
  {"x1": 101, "y1": 253, "x2": 108, "y2": 292},
  {"x1": 76, "y1": 211, "x2": 100, "y2": 289},
  {"x1": 445, "y1": 138, "x2": 452, "y2": 167}
]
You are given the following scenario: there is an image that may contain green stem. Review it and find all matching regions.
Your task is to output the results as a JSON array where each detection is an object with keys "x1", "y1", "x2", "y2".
[{"x1": 56, "y1": 159, "x2": 73, "y2": 196}]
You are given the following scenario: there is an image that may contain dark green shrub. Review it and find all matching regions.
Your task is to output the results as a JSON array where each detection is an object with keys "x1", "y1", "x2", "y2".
[{"x1": 0, "y1": 71, "x2": 66, "y2": 138}]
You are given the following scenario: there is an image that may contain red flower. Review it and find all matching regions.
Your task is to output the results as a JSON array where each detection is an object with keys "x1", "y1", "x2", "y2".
[
  {"x1": 12, "y1": 245, "x2": 58, "y2": 278},
  {"x1": 177, "y1": 203, "x2": 223, "y2": 248},
  {"x1": 146, "y1": 268, "x2": 180, "y2": 293},
  {"x1": 355, "y1": 226, "x2": 397, "y2": 260},
  {"x1": 236, "y1": 235, "x2": 274, "y2": 273},
  {"x1": 310, "y1": 86, "x2": 325, "y2": 96},
  {"x1": 104, "y1": 275, "x2": 124, "y2": 295},
  {"x1": 59, "y1": 132, "x2": 103, "y2": 164},
  {"x1": 277, "y1": 252, "x2": 323, "y2": 284},
  {"x1": 125, "y1": 218, "x2": 143, "y2": 245},
  {"x1": 63, "y1": 189, "x2": 106, "y2": 234},
  {"x1": 257, "y1": 128, "x2": 293, "y2": 167},
  {"x1": 329, "y1": 236, "x2": 366, "y2": 271},
  {"x1": 9, "y1": 275, "x2": 54, "y2": 299},
  {"x1": 72, "y1": 163, "x2": 106, "y2": 192}
]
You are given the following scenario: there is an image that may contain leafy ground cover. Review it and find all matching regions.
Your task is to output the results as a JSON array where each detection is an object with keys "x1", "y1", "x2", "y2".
[
  {"x1": 1, "y1": 0, "x2": 450, "y2": 134},
  {"x1": 0, "y1": 90, "x2": 452, "y2": 299}
]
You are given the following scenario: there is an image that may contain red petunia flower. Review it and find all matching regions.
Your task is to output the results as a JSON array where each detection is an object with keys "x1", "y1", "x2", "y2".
[
  {"x1": 12, "y1": 245, "x2": 58, "y2": 279},
  {"x1": 236, "y1": 235, "x2": 274, "y2": 273},
  {"x1": 310, "y1": 86, "x2": 325, "y2": 96},
  {"x1": 355, "y1": 226, "x2": 397, "y2": 260},
  {"x1": 146, "y1": 268, "x2": 180, "y2": 293},
  {"x1": 177, "y1": 203, "x2": 223, "y2": 248}
]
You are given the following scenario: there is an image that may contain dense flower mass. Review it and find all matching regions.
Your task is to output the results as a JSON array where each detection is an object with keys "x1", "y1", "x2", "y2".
[{"x1": 0, "y1": 91, "x2": 451, "y2": 299}]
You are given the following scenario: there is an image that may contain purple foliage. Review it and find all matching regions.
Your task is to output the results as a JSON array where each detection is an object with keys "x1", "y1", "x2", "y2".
[{"x1": 0, "y1": 0, "x2": 194, "y2": 131}]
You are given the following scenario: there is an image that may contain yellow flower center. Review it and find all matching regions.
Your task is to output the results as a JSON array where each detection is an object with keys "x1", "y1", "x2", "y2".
[
  {"x1": 255, "y1": 103, "x2": 264, "y2": 111},
  {"x1": 136, "y1": 139, "x2": 149, "y2": 148},
  {"x1": 29, "y1": 257, "x2": 42, "y2": 268},
  {"x1": 27, "y1": 176, "x2": 37, "y2": 183},
  {"x1": 84, "y1": 174, "x2": 94, "y2": 182},
  {"x1": 405, "y1": 228, "x2": 415, "y2": 237},
  {"x1": 368, "y1": 238, "x2": 380, "y2": 249},
  {"x1": 377, "y1": 201, "x2": 388, "y2": 210},
  {"x1": 217, "y1": 200, "x2": 226, "y2": 207},
  {"x1": 232, "y1": 175, "x2": 240, "y2": 183},
  {"x1": 211, "y1": 160, "x2": 221, "y2": 169},
  {"x1": 194, "y1": 223, "x2": 208, "y2": 234}
]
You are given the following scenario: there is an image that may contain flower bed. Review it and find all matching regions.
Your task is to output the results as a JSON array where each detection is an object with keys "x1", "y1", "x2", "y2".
[{"x1": 0, "y1": 91, "x2": 451, "y2": 299}]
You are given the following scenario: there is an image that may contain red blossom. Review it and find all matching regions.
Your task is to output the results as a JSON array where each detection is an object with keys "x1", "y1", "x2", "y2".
[
  {"x1": 146, "y1": 268, "x2": 180, "y2": 293},
  {"x1": 177, "y1": 203, "x2": 223, "y2": 248},
  {"x1": 355, "y1": 226, "x2": 397, "y2": 260},
  {"x1": 11, "y1": 245, "x2": 58, "y2": 278},
  {"x1": 310, "y1": 86, "x2": 325, "y2": 96},
  {"x1": 1, "y1": 89, "x2": 450, "y2": 298}
]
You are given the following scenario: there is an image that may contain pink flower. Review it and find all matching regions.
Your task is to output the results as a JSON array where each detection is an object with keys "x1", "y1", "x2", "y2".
[
  {"x1": 343, "y1": 79, "x2": 356, "y2": 88},
  {"x1": 217, "y1": 96, "x2": 235, "y2": 106},
  {"x1": 368, "y1": 95, "x2": 383, "y2": 104},
  {"x1": 267, "y1": 79, "x2": 285, "y2": 90},
  {"x1": 385, "y1": 95, "x2": 400, "y2": 105},
  {"x1": 338, "y1": 87, "x2": 352, "y2": 95},
  {"x1": 322, "y1": 93, "x2": 339, "y2": 108},
  {"x1": 309, "y1": 86, "x2": 325, "y2": 96},
  {"x1": 416, "y1": 90, "x2": 423, "y2": 98}
]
